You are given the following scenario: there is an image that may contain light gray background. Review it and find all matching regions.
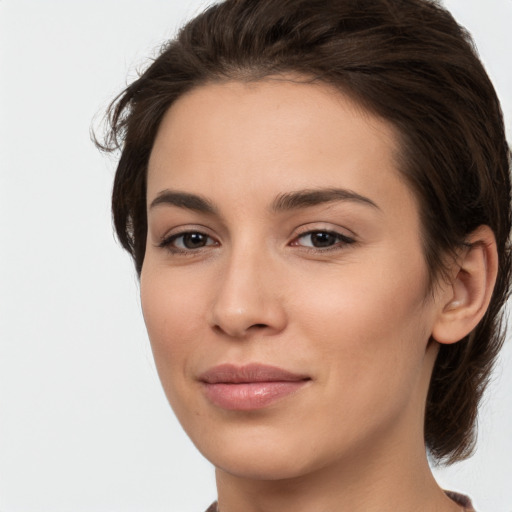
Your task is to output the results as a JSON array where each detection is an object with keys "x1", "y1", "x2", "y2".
[{"x1": 0, "y1": 1, "x2": 511, "y2": 511}]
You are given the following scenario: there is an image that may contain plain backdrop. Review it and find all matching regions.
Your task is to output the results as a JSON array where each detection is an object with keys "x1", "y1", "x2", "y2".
[{"x1": 0, "y1": 1, "x2": 511, "y2": 511}]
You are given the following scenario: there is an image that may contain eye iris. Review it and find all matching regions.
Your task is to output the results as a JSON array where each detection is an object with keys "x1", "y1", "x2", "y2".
[
  {"x1": 311, "y1": 232, "x2": 337, "y2": 247},
  {"x1": 183, "y1": 233, "x2": 208, "y2": 249}
]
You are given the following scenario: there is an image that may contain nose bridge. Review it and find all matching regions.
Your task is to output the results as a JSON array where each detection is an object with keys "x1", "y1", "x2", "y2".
[{"x1": 210, "y1": 236, "x2": 286, "y2": 337}]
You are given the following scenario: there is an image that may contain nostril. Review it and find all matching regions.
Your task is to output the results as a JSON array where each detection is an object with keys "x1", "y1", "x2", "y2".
[{"x1": 212, "y1": 322, "x2": 271, "y2": 338}]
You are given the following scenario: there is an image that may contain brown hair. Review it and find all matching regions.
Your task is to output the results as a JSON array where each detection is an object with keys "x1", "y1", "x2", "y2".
[{"x1": 98, "y1": 0, "x2": 511, "y2": 464}]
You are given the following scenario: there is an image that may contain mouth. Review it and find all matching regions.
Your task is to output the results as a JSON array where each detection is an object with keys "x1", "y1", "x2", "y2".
[{"x1": 198, "y1": 363, "x2": 311, "y2": 411}]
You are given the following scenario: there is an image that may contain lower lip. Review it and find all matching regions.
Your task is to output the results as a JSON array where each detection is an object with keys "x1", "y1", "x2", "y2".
[{"x1": 202, "y1": 381, "x2": 309, "y2": 411}]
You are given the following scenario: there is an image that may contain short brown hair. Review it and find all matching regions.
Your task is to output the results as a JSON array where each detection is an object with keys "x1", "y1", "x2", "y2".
[{"x1": 98, "y1": 0, "x2": 511, "y2": 464}]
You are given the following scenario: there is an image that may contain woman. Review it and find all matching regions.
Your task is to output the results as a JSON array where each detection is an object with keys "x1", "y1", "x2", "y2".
[{"x1": 98, "y1": 0, "x2": 511, "y2": 510}]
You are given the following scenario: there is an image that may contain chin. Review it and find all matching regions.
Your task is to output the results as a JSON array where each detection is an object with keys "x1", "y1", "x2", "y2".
[
  {"x1": 211, "y1": 451, "x2": 316, "y2": 481},
  {"x1": 193, "y1": 425, "x2": 340, "y2": 482}
]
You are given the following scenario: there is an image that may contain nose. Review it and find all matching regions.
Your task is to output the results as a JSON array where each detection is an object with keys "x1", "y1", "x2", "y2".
[{"x1": 209, "y1": 246, "x2": 287, "y2": 339}]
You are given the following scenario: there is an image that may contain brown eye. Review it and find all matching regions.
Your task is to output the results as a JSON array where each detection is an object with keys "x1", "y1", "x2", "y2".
[
  {"x1": 295, "y1": 230, "x2": 354, "y2": 249},
  {"x1": 309, "y1": 232, "x2": 338, "y2": 247},
  {"x1": 180, "y1": 232, "x2": 210, "y2": 249},
  {"x1": 160, "y1": 231, "x2": 217, "y2": 252}
]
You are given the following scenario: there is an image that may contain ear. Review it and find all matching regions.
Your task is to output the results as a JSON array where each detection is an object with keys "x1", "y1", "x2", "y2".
[{"x1": 432, "y1": 225, "x2": 498, "y2": 345}]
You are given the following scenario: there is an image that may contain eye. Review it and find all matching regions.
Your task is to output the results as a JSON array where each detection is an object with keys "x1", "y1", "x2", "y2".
[
  {"x1": 292, "y1": 230, "x2": 355, "y2": 249},
  {"x1": 160, "y1": 231, "x2": 218, "y2": 252}
]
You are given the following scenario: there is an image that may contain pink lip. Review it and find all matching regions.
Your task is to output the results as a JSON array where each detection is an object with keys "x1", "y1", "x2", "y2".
[{"x1": 199, "y1": 363, "x2": 310, "y2": 411}]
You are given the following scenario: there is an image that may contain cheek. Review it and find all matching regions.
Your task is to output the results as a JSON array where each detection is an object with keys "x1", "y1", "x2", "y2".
[
  {"x1": 285, "y1": 261, "x2": 433, "y2": 455},
  {"x1": 139, "y1": 263, "x2": 209, "y2": 384},
  {"x1": 291, "y1": 252, "x2": 432, "y2": 386}
]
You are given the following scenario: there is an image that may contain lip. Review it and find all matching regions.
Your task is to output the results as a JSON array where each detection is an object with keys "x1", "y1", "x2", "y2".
[{"x1": 199, "y1": 363, "x2": 311, "y2": 411}]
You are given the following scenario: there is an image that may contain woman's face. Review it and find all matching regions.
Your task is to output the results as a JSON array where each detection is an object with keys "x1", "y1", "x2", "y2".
[{"x1": 141, "y1": 79, "x2": 445, "y2": 480}]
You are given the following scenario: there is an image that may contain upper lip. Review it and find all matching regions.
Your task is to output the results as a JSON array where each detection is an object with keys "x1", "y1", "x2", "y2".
[{"x1": 199, "y1": 363, "x2": 310, "y2": 384}]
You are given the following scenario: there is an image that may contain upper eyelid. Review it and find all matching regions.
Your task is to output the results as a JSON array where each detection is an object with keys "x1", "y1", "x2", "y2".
[
  {"x1": 291, "y1": 230, "x2": 355, "y2": 245},
  {"x1": 292, "y1": 223, "x2": 357, "y2": 239},
  {"x1": 162, "y1": 231, "x2": 216, "y2": 244},
  {"x1": 296, "y1": 230, "x2": 353, "y2": 239},
  {"x1": 288, "y1": 226, "x2": 358, "y2": 251},
  {"x1": 159, "y1": 225, "x2": 217, "y2": 241},
  {"x1": 157, "y1": 231, "x2": 219, "y2": 255}
]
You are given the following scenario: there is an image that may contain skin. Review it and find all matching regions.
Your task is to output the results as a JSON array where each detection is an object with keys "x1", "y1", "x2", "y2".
[{"x1": 141, "y1": 79, "x2": 467, "y2": 512}]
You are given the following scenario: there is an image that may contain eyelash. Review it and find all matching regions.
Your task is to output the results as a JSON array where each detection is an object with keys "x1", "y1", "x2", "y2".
[
  {"x1": 158, "y1": 231, "x2": 218, "y2": 255},
  {"x1": 158, "y1": 228, "x2": 355, "y2": 255},
  {"x1": 292, "y1": 230, "x2": 356, "y2": 252}
]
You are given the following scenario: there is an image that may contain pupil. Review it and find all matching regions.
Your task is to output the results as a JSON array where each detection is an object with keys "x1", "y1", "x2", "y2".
[
  {"x1": 184, "y1": 233, "x2": 206, "y2": 249},
  {"x1": 312, "y1": 232, "x2": 335, "y2": 247}
]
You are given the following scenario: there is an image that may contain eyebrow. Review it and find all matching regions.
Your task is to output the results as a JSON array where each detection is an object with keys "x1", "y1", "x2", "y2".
[
  {"x1": 149, "y1": 190, "x2": 218, "y2": 214},
  {"x1": 149, "y1": 187, "x2": 379, "y2": 215},
  {"x1": 271, "y1": 188, "x2": 380, "y2": 212}
]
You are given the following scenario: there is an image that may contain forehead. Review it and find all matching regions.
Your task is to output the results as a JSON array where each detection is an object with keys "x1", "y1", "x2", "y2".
[{"x1": 147, "y1": 78, "x2": 409, "y2": 210}]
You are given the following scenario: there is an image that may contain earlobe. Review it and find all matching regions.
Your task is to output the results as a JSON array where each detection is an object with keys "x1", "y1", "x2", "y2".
[{"x1": 432, "y1": 225, "x2": 498, "y2": 345}]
